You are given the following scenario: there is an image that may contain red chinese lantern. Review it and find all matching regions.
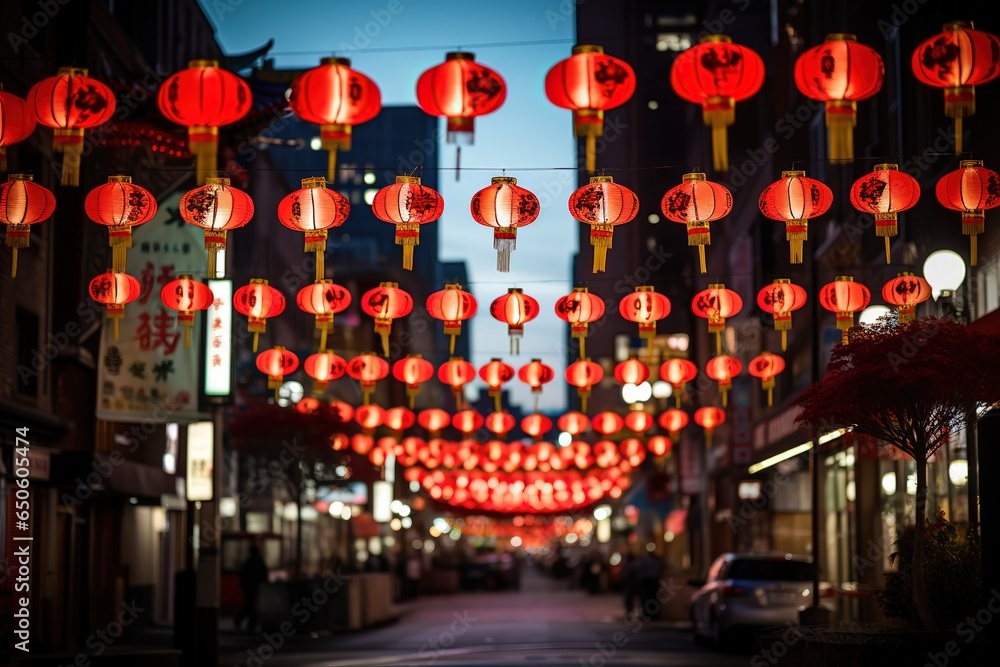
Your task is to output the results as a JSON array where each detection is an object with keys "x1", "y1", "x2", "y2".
[
  {"x1": 277, "y1": 176, "x2": 351, "y2": 280},
  {"x1": 289, "y1": 57, "x2": 381, "y2": 181},
  {"x1": 479, "y1": 359, "x2": 515, "y2": 413},
  {"x1": 557, "y1": 411, "x2": 590, "y2": 436},
  {"x1": 555, "y1": 287, "x2": 606, "y2": 359},
  {"x1": 692, "y1": 283, "x2": 743, "y2": 355},
  {"x1": 592, "y1": 411, "x2": 625, "y2": 436},
  {"x1": 360, "y1": 282, "x2": 413, "y2": 356},
  {"x1": 384, "y1": 407, "x2": 416, "y2": 433},
  {"x1": 912, "y1": 22, "x2": 1000, "y2": 154},
  {"x1": 88, "y1": 270, "x2": 140, "y2": 340},
  {"x1": 180, "y1": 176, "x2": 254, "y2": 278},
  {"x1": 794, "y1": 34, "x2": 884, "y2": 162},
  {"x1": 519, "y1": 359, "x2": 555, "y2": 411},
  {"x1": 705, "y1": 355, "x2": 742, "y2": 408},
  {"x1": 936, "y1": 160, "x2": 1000, "y2": 265},
  {"x1": 748, "y1": 352, "x2": 785, "y2": 407},
  {"x1": 521, "y1": 414, "x2": 553, "y2": 441},
  {"x1": 819, "y1": 276, "x2": 871, "y2": 343},
  {"x1": 160, "y1": 274, "x2": 214, "y2": 348},
  {"x1": 418, "y1": 408, "x2": 451, "y2": 437},
  {"x1": 694, "y1": 406, "x2": 726, "y2": 448},
  {"x1": 329, "y1": 400, "x2": 355, "y2": 423},
  {"x1": 346, "y1": 352, "x2": 390, "y2": 405},
  {"x1": 28, "y1": 68, "x2": 115, "y2": 186},
  {"x1": 0, "y1": 89, "x2": 35, "y2": 174},
  {"x1": 157, "y1": 60, "x2": 251, "y2": 184},
  {"x1": 490, "y1": 288, "x2": 539, "y2": 354},
  {"x1": 566, "y1": 358, "x2": 603, "y2": 413},
  {"x1": 756, "y1": 279, "x2": 807, "y2": 352},
  {"x1": 614, "y1": 356, "x2": 650, "y2": 386},
  {"x1": 355, "y1": 404, "x2": 385, "y2": 432},
  {"x1": 0, "y1": 174, "x2": 55, "y2": 277},
  {"x1": 297, "y1": 280, "x2": 352, "y2": 352},
  {"x1": 452, "y1": 409, "x2": 484, "y2": 438},
  {"x1": 623, "y1": 407, "x2": 654, "y2": 434},
  {"x1": 569, "y1": 176, "x2": 638, "y2": 273},
  {"x1": 657, "y1": 408, "x2": 689, "y2": 443},
  {"x1": 485, "y1": 412, "x2": 516, "y2": 437},
  {"x1": 647, "y1": 435, "x2": 672, "y2": 458},
  {"x1": 392, "y1": 354, "x2": 435, "y2": 408},
  {"x1": 427, "y1": 283, "x2": 478, "y2": 354},
  {"x1": 669, "y1": 35, "x2": 765, "y2": 172},
  {"x1": 659, "y1": 358, "x2": 698, "y2": 408},
  {"x1": 352, "y1": 433, "x2": 375, "y2": 456},
  {"x1": 438, "y1": 357, "x2": 476, "y2": 407},
  {"x1": 882, "y1": 272, "x2": 932, "y2": 323},
  {"x1": 850, "y1": 164, "x2": 921, "y2": 263},
  {"x1": 85, "y1": 176, "x2": 158, "y2": 273},
  {"x1": 372, "y1": 175, "x2": 444, "y2": 270},
  {"x1": 256, "y1": 346, "x2": 299, "y2": 393},
  {"x1": 661, "y1": 172, "x2": 733, "y2": 274},
  {"x1": 304, "y1": 351, "x2": 346, "y2": 393},
  {"x1": 759, "y1": 170, "x2": 834, "y2": 264},
  {"x1": 295, "y1": 397, "x2": 323, "y2": 415},
  {"x1": 544, "y1": 45, "x2": 636, "y2": 173},
  {"x1": 618, "y1": 286, "x2": 671, "y2": 353},
  {"x1": 471, "y1": 176, "x2": 540, "y2": 272},
  {"x1": 234, "y1": 279, "x2": 286, "y2": 352}
]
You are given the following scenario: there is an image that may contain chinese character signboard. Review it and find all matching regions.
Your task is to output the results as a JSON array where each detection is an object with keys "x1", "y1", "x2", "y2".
[
  {"x1": 186, "y1": 421, "x2": 214, "y2": 501},
  {"x1": 204, "y1": 279, "x2": 233, "y2": 397}
]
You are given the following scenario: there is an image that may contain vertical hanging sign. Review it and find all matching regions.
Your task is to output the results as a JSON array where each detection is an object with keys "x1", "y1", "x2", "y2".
[{"x1": 204, "y1": 279, "x2": 233, "y2": 397}]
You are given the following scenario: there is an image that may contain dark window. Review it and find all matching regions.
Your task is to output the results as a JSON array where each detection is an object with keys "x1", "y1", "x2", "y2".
[
  {"x1": 728, "y1": 559, "x2": 813, "y2": 581},
  {"x1": 16, "y1": 307, "x2": 40, "y2": 397}
]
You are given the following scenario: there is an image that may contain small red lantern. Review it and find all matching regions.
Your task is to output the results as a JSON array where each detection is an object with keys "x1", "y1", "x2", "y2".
[
  {"x1": 592, "y1": 412, "x2": 625, "y2": 436},
  {"x1": 659, "y1": 359, "x2": 698, "y2": 408},
  {"x1": 912, "y1": 22, "x2": 1000, "y2": 154},
  {"x1": 748, "y1": 352, "x2": 785, "y2": 407},
  {"x1": 566, "y1": 358, "x2": 604, "y2": 413},
  {"x1": 521, "y1": 414, "x2": 553, "y2": 441},
  {"x1": 438, "y1": 357, "x2": 477, "y2": 407},
  {"x1": 392, "y1": 354, "x2": 435, "y2": 409},
  {"x1": 670, "y1": 35, "x2": 765, "y2": 172},
  {"x1": 355, "y1": 404, "x2": 385, "y2": 432},
  {"x1": 85, "y1": 176, "x2": 158, "y2": 273},
  {"x1": 936, "y1": 160, "x2": 1000, "y2": 265},
  {"x1": 519, "y1": 359, "x2": 555, "y2": 411},
  {"x1": 544, "y1": 45, "x2": 636, "y2": 173},
  {"x1": 657, "y1": 408, "x2": 689, "y2": 443},
  {"x1": 485, "y1": 412, "x2": 516, "y2": 437},
  {"x1": 418, "y1": 408, "x2": 451, "y2": 437},
  {"x1": 289, "y1": 57, "x2": 381, "y2": 181},
  {"x1": 278, "y1": 176, "x2": 351, "y2": 280},
  {"x1": 692, "y1": 283, "x2": 743, "y2": 355},
  {"x1": 384, "y1": 407, "x2": 416, "y2": 433},
  {"x1": 490, "y1": 288, "x2": 539, "y2": 354},
  {"x1": 346, "y1": 352, "x2": 390, "y2": 405},
  {"x1": 88, "y1": 270, "x2": 140, "y2": 340},
  {"x1": 758, "y1": 171, "x2": 834, "y2": 264},
  {"x1": 0, "y1": 174, "x2": 55, "y2": 277},
  {"x1": 297, "y1": 280, "x2": 351, "y2": 352},
  {"x1": 0, "y1": 89, "x2": 35, "y2": 174},
  {"x1": 471, "y1": 176, "x2": 540, "y2": 272},
  {"x1": 295, "y1": 397, "x2": 323, "y2": 415},
  {"x1": 614, "y1": 356, "x2": 650, "y2": 386},
  {"x1": 794, "y1": 34, "x2": 884, "y2": 162},
  {"x1": 180, "y1": 176, "x2": 254, "y2": 278},
  {"x1": 557, "y1": 411, "x2": 590, "y2": 436},
  {"x1": 372, "y1": 175, "x2": 444, "y2": 270},
  {"x1": 160, "y1": 274, "x2": 214, "y2": 348},
  {"x1": 479, "y1": 359, "x2": 515, "y2": 413},
  {"x1": 329, "y1": 400, "x2": 355, "y2": 423},
  {"x1": 234, "y1": 279, "x2": 286, "y2": 352},
  {"x1": 360, "y1": 282, "x2": 413, "y2": 356},
  {"x1": 555, "y1": 287, "x2": 606, "y2": 359},
  {"x1": 661, "y1": 173, "x2": 733, "y2": 273},
  {"x1": 452, "y1": 409, "x2": 484, "y2": 438},
  {"x1": 647, "y1": 435, "x2": 672, "y2": 458},
  {"x1": 256, "y1": 346, "x2": 299, "y2": 393},
  {"x1": 569, "y1": 176, "x2": 638, "y2": 273},
  {"x1": 694, "y1": 407, "x2": 726, "y2": 448},
  {"x1": 427, "y1": 283, "x2": 478, "y2": 355},
  {"x1": 819, "y1": 276, "x2": 871, "y2": 343},
  {"x1": 618, "y1": 286, "x2": 671, "y2": 353},
  {"x1": 623, "y1": 407, "x2": 654, "y2": 434},
  {"x1": 705, "y1": 354, "x2": 742, "y2": 408},
  {"x1": 157, "y1": 60, "x2": 251, "y2": 185},
  {"x1": 352, "y1": 433, "x2": 375, "y2": 456},
  {"x1": 28, "y1": 68, "x2": 115, "y2": 186},
  {"x1": 304, "y1": 351, "x2": 347, "y2": 393},
  {"x1": 882, "y1": 272, "x2": 932, "y2": 323},
  {"x1": 756, "y1": 279, "x2": 807, "y2": 352},
  {"x1": 850, "y1": 164, "x2": 921, "y2": 263}
]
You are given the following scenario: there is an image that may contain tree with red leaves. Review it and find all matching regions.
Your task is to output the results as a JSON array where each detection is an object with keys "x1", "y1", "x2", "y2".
[{"x1": 795, "y1": 316, "x2": 1000, "y2": 631}]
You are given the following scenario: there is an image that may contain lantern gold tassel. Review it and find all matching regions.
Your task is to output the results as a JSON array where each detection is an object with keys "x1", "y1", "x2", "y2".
[
  {"x1": 826, "y1": 100, "x2": 856, "y2": 162},
  {"x1": 375, "y1": 318, "x2": 391, "y2": 356},
  {"x1": 319, "y1": 327, "x2": 328, "y2": 353},
  {"x1": 0, "y1": 147, "x2": 6, "y2": 175},
  {"x1": 396, "y1": 223, "x2": 419, "y2": 271},
  {"x1": 590, "y1": 224, "x2": 613, "y2": 273},
  {"x1": 687, "y1": 221, "x2": 710, "y2": 274},
  {"x1": 205, "y1": 230, "x2": 226, "y2": 279},
  {"x1": 762, "y1": 378, "x2": 775, "y2": 407},
  {"x1": 786, "y1": 219, "x2": 808, "y2": 264},
  {"x1": 6, "y1": 224, "x2": 29, "y2": 278},
  {"x1": 189, "y1": 126, "x2": 218, "y2": 186},
  {"x1": 407, "y1": 387, "x2": 418, "y2": 410},
  {"x1": 578, "y1": 387, "x2": 590, "y2": 414},
  {"x1": 963, "y1": 212, "x2": 984, "y2": 266},
  {"x1": 494, "y1": 228, "x2": 516, "y2": 273},
  {"x1": 53, "y1": 128, "x2": 84, "y2": 186},
  {"x1": 574, "y1": 108, "x2": 603, "y2": 174},
  {"x1": 720, "y1": 387, "x2": 728, "y2": 408},
  {"x1": 704, "y1": 96, "x2": 734, "y2": 172},
  {"x1": 876, "y1": 213, "x2": 897, "y2": 264},
  {"x1": 252, "y1": 332, "x2": 260, "y2": 353},
  {"x1": 109, "y1": 228, "x2": 132, "y2": 273},
  {"x1": 944, "y1": 86, "x2": 974, "y2": 155},
  {"x1": 490, "y1": 389, "x2": 501, "y2": 413}
]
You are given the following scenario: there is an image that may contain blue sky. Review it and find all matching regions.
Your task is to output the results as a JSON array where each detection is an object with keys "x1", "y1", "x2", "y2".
[{"x1": 202, "y1": 0, "x2": 577, "y2": 411}]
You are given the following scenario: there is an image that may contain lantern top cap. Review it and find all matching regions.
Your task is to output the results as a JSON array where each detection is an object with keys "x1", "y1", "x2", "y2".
[
  {"x1": 320, "y1": 56, "x2": 351, "y2": 66},
  {"x1": 301, "y1": 176, "x2": 327, "y2": 188},
  {"x1": 780, "y1": 170, "x2": 806, "y2": 178},
  {"x1": 108, "y1": 175, "x2": 133, "y2": 183},
  {"x1": 379, "y1": 281, "x2": 399, "y2": 288},
  {"x1": 445, "y1": 51, "x2": 476, "y2": 61},
  {"x1": 589, "y1": 176, "x2": 614, "y2": 184},
  {"x1": 443, "y1": 282, "x2": 464, "y2": 290},
  {"x1": 835, "y1": 275, "x2": 855, "y2": 281},
  {"x1": 204, "y1": 177, "x2": 231, "y2": 187},
  {"x1": 572, "y1": 45, "x2": 604, "y2": 55},
  {"x1": 943, "y1": 21, "x2": 973, "y2": 31},
  {"x1": 7, "y1": 174, "x2": 33, "y2": 182},
  {"x1": 57, "y1": 67, "x2": 88, "y2": 77},
  {"x1": 960, "y1": 160, "x2": 984, "y2": 168},
  {"x1": 178, "y1": 273, "x2": 195, "y2": 280},
  {"x1": 635, "y1": 285, "x2": 654, "y2": 292},
  {"x1": 249, "y1": 278, "x2": 269, "y2": 285},
  {"x1": 774, "y1": 278, "x2": 791, "y2": 284},
  {"x1": 491, "y1": 176, "x2": 517, "y2": 185},
  {"x1": 188, "y1": 60, "x2": 220, "y2": 69},
  {"x1": 508, "y1": 287, "x2": 523, "y2": 294},
  {"x1": 395, "y1": 175, "x2": 421, "y2": 184},
  {"x1": 572, "y1": 286, "x2": 589, "y2": 293},
  {"x1": 700, "y1": 34, "x2": 732, "y2": 44},
  {"x1": 874, "y1": 163, "x2": 898, "y2": 171},
  {"x1": 312, "y1": 278, "x2": 333, "y2": 285},
  {"x1": 683, "y1": 172, "x2": 707, "y2": 182},
  {"x1": 707, "y1": 283, "x2": 727, "y2": 289},
  {"x1": 824, "y1": 34, "x2": 857, "y2": 42},
  {"x1": 897, "y1": 271, "x2": 916, "y2": 277}
]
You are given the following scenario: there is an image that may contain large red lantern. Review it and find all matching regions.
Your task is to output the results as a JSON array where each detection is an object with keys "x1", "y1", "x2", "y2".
[
  {"x1": 0, "y1": 174, "x2": 55, "y2": 277},
  {"x1": 748, "y1": 352, "x2": 785, "y2": 407},
  {"x1": 936, "y1": 160, "x2": 1000, "y2": 266},
  {"x1": 88, "y1": 270, "x2": 140, "y2": 340},
  {"x1": 256, "y1": 346, "x2": 299, "y2": 393},
  {"x1": 490, "y1": 288, "x2": 539, "y2": 354},
  {"x1": 519, "y1": 359, "x2": 555, "y2": 411},
  {"x1": 371, "y1": 175, "x2": 444, "y2": 270},
  {"x1": 427, "y1": 283, "x2": 478, "y2": 354},
  {"x1": 614, "y1": 356, "x2": 650, "y2": 386},
  {"x1": 882, "y1": 272, "x2": 931, "y2": 323},
  {"x1": 452, "y1": 409, "x2": 484, "y2": 438},
  {"x1": 346, "y1": 352, "x2": 390, "y2": 405},
  {"x1": 289, "y1": 57, "x2": 381, "y2": 181},
  {"x1": 566, "y1": 358, "x2": 603, "y2": 413},
  {"x1": 521, "y1": 414, "x2": 553, "y2": 441},
  {"x1": 180, "y1": 177, "x2": 254, "y2": 278},
  {"x1": 794, "y1": 34, "x2": 884, "y2": 162},
  {"x1": 234, "y1": 279, "x2": 286, "y2": 352},
  {"x1": 659, "y1": 358, "x2": 698, "y2": 408},
  {"x1": 392, "y1": 355, "x2": 435, "y2": 409},
  {"x1": 912, "y1": 22, "x2": 1000, "y2": 154},
  {"x1": 485, "y1": 412, "x2": 516, "y2": 437},
  {"x1": 657, "y1": 408, "x2": 689, "y2": 443},
  {"x1": 850, "y1": 164, "x2": 921, "y2": 263},
  {"x1": 384, "y1": 407, "x2": 416, "y2": 433},
  {"x1": 278, "y1": 176, "x2": 351, "y2": 280},
  {"x1": 670, "y1": 35, "x2": 765, "y2": 172},
  {"x1": 479, "y1": 359, "x2": 515, "y2": 413},
  {"x1": 623, "y1": 407, "x2": 654, "y2": 434},
  {"x1": 85, "y1": 176, "x2": 158, "y2": 273},
  {"x1": 355, "y1": 404, "x2": 385, "y2": 432},
  {"x1": 569, "y1": 176, "x2": 638, "y2": 273},
  {"x1": 28, "y1": 68, "x2": 115, "y2": 186},
  {"x1": 692, "y1": 284, "x2": 742, "y2": 355},
  {"x1": 618, "y1": 286, "x2": 671, "y2": 353},
  {"x1": 756, "y1": 279, "x2": 807, "y2": 352},
  {"x1": 360, "y1": 282, "x2": 413, "y2": 356},
  {"x1": 758, "y1": 170, "x2": 834, "y2": 264},
  {"x1": 694, "y1": 407, "x2": 726, "y2": 448},
  {"x1": 544, "y1": 45, "x2": 636, "y2": 173},
  {"x1": 819, "y1": 276, "x2": 871, "y2": 343},
  {"x1": 471, "y1": 176, "x2": 540, "y2": 272},
  {"x1": 160, "y1": 275, "x2": 214, "y2": 348},
  {"x1": 661, "y1": 172, "x2": 733, "y2": 274},
  {"x1": 157, "y1": 60, "x2": 251, "y2": 185},
  {"x1": 557, "y1": 411, "x2": 590, "y2": 436},
  {"x1": 555, "y1": 287, "x2": 606, "y2": 359},
  {"x1": 329, "y1": 400, "x2": 355, "y2": 423},
  {"x1": 438, "y1": 357, "x2": 477, "y2": 407},
  {"x1": 647, "y1": 435, "x2": 672, "y2": 458},
  {"x1": 418, "y1": 408, "x2": 451, "y2": 437},
  {"x1": 304, "y1": 351, "x2": 347, "y2": 393},
  {"x1": 297, "y1": 280, "x2": 351, "y2": 352},
  {"x1": 0, "y1": 89, "x2": 35, "y2": 174},
  {"x1": 705, "y1": 355, "x2": 742, "y2": 408},
  {"x1": 592, "y1": 412, "x2": 625, "y2": 436}
]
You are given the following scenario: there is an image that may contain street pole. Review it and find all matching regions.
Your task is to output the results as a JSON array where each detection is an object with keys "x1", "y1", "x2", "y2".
[
  {"x1": 194, "y1": 404, "x2": 223, "y2": 665},
  {"x1": 966, "y1": 266, "x2": 980, "y2": 533}
]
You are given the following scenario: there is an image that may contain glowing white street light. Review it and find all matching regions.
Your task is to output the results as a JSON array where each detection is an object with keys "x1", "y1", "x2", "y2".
[{"x1": 923, "y1": 249, "x2": 966, "y2": 300}]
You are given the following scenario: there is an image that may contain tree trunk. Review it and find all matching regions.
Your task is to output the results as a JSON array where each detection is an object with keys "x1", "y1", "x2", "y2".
[{"x1": 912, "y1": 457, "x2": 937, "y2": 631}]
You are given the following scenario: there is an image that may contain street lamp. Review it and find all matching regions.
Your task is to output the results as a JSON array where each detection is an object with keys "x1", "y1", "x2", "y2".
[
  {"x1": 621, "y1": 381, "x2": 652, "y2": 404},
  {"x1": 923, "y1": 249, "x2": 966, "y2": 301},
  {"x1": 859, "y1": 305, "x2": 892, "y2": 325}
]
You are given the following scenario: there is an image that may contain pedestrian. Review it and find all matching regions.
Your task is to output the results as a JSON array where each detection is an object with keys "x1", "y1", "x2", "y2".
[{"x1": 235, "y1": 544, "x2": 268, "y2": 633}]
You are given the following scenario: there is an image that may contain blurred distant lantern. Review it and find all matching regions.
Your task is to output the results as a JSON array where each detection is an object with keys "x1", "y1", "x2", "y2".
[
  {"x1": 471, "y1": 176, "x2": 539, "y2": 272},
  {"x1": 452, "y1": 408, "x2": 484, "y2": 438},
  {"x1": 160, "y1": 274, "x2": 213, "y2": 348},
  {"x1": 0, "y1": 88, "x2": 35, "y2": 174},
  {"x1": 756, "y1": 279, "x2": 807, "y2": 352},
  {"x1": 361, "y1": 282, "x2": 413, "y2": 356},
  {"x1": 555, "y1": 287, "x2": 606, "y2": 359},
  {"x1": 485, "y1": 411, "x2": 516, "y2": 437},
  {"x1": 566, "y1": 358, "x2": 604, "y2": 413},
  {"x1": 256, "y1": 346, "x2": 299, "y2": 396},
  {"x1": 85, "y1": 176, "x2": 158, "y2": 273},
  {"x1": 544, "y1": 45, "x2": 636, "y2": 173},
  {"x1": 618, "y1": 286, "x2": 671, "y2": 353},
  {"x1": 936, "y1": 160, "x2": 1000, "y2": 265},
  {"x1": 620, "y1": 438, "x2": 645, "y2": 467},
  {"x1": 647, "y1": 435, "x2": 672, "y2": 458},
  {"x1": 0, "y1": 174, "x2": 56, "y2": 277},
  {"x1": 329, "y1": 400, "x2": 354, "y2": 423},
  {"x1": 479, "y1": 359, "x2": 515, "y2": 413},
  {"x1": 693, "y1": 406, "x2": 726, "y2": 448},
  {"x1": 819, "y1": 276, "x2": 871, "y2": 343},
  {"x1": 557, "y1": 411, "x2": 590, "y2": 436},
  {"x1": 418, "y1": 408, "x2": 451, "y2": 437},
  {"x1": 88, "y1": 270, "x2": 140, "y2": 340},
  {"x1": 692, "y1": 283, "x2": 743, "y2": 355},
  {"x1": 354, "y1": 404, "x2": 385, "y2": 432},
  {"x1": 669, "y1": 35, "x2": 765, "y2": 172},
  {"x1": 346, "y1": 352, "x2": 390, "y2": 405},
  {"x1": 748, "y1": 351, "x2": 785, "y2": 407},
  {"x1": 180, "y1": 176, "x2": 254, "y2": 278},
  {"x1": 234, "y1": 279, "x2": 286, "y2": 352},
  {"x1": 427, "y1": 283, "x2": 478, "y2": 354},
  {"x1": 490, "y1": 288, "x2": 539, "y2": 354},
  {"x1": 592, "y1": 411, "x2": 625, "y2": 435},
  {"x1": 882, "y1": 272, "x2": 932, "y2": 323},
  {"x1": 614, "y1": 356, "x2": 650, "y2": 386},
  {"x1": 289, "y1": 57, "x2": 381, "y2": 181},
  {"x1": 661, "y1": 172, "x2": 733, "y2": 274},
  {"x1": 392, "y1": 354, "x2": 435, "y2": 409},
  {"x1": 624, "y1": 407, "x2": 654, "y2": 434},
  {"x1": 519, "y1": 358, "x2": 555, "y2": 411},
  {"x1": 659, "y1": 358, "x2": 698, "y2": 408},
  {"x1": 28, "y1": 68, "x2": 115, "y2": 186},
  {"x1": 278, "y1": 176, "x2": 351, "y2": 280},
  {"x1": 352, "y1": 433, "x2": 375, "y2": 455},
  {"x1": 295, "y1": 397, "x2": 323, "y2": 415},
  {"x1": 521, "y1": 413, "x2": 553, "y2": 441},
  {"x1": 438, "y1": 357, "x2": 477, "y2": 407},
  {"x1": 758, "y1": 170, "x2": 833, "y2": 264},
  {"x1": 912, "y1": 22, "x2": 1000, "y2": 154},
  {"x1": 304, "y1": 350, "x2": 346, "y2": 393},
  {"x1": 157, "y1": 60, "x2": 251, "y2": 185},
  {"x1": 850, "y1": 164, "x2": 921, "y2": 263},
  {"x1": 794, "y1": 34, "x2": 884, "y2": 162},
  {"x1": 705, "y1": 354, "x2": 742, "y2": 408},
  {"x1": 371, "y1": 175, "x2": 444, "y2": 270},
  {"x1": 658, "y1": 408, "x2": 689, "y2": 443},
  {"x1": 569, "y1": 176, "x2": 638, "y2": 273},
  {"x1": 384, "y1": 407, "x2": 416, "y2": 433},
  {"x1": 297, "y1": 280, "x2": 351, "y2": 352}
]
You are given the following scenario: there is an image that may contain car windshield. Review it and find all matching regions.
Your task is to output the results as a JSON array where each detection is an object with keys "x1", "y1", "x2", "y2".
[{"x1": 727, "y1": 559, "x2": 813, "y2": 581}]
